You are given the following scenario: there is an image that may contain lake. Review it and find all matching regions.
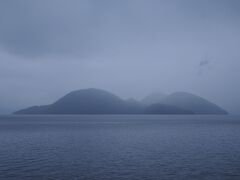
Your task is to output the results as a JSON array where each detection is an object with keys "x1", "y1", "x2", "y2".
[{"x1": 0, "y1": 115, "x2": 240, "y2": 180}]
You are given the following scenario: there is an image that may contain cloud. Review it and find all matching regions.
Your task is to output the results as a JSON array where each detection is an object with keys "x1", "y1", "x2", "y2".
[
  {"x1": 0, "y1": 0, "x2": 240, "y2": 59},
  {"x1": 197, "y1": 55, "x2": 213, "y2": 76},
  {"x1": 0, "y1": 0, "x2": 99, "y2": 57},
  {"x1": 199, "y1": 60, "x2": 210, "y2": 67}
]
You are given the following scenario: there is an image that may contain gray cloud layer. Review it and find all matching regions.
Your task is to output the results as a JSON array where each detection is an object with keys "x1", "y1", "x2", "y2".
[
  {"x1": 1, "y1": 0, "x2": 240, "y2": 58},
  {"x1": 0, "y1": 0, "x2": 240, "y2": 114}
]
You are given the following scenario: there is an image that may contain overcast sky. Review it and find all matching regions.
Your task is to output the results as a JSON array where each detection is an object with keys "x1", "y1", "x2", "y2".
[{"x1": 0, "y1": 0, "x2": 240, "y2": 114}]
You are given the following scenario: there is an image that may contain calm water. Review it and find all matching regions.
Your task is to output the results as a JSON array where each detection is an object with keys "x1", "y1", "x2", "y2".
[{"x1": 0, "y1": 115, "x2": 240, "y2": 180}]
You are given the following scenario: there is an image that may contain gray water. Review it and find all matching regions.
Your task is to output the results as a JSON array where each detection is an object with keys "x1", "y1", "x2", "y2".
[{"x1": 0, "y1": 115, "x2": 240, "y2": 180}]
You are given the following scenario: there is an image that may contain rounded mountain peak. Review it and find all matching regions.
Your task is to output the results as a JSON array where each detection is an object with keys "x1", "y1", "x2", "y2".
[
  {"x1": 163, "y1": 91, "x2": 228, "y2": 114},
  {"x1": 51, "y1": 88, "x2": 128, "y2": 114},
  {"x1": 56, "y1": 88, "x2": 122, "y2": 103}
]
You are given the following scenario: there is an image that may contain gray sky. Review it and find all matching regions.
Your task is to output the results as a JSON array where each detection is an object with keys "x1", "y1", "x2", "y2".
[{"x1": 0, "y1": 0, "x2": 240, "y2": 114}]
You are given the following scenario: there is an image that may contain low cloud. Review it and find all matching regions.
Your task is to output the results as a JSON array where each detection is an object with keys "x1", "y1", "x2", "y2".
[
  {"x1": 199, "y1": 60, "x2": 210, "y2": 67},
  {"x1": 0, "y1": 0, "x2": 240, "y2": 59}
]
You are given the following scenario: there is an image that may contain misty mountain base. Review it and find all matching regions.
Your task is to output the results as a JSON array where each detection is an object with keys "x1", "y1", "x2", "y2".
[{"x1": 15, "y1": 88, "x2": 228, "y2": 115}]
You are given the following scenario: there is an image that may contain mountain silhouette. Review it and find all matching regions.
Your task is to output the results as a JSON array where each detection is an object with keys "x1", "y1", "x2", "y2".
[
  {"x1": 142, "y1": 92, "x2": 167, "y2": 106},
  {"x1": 15, "y1": 89, "x2": 130, "y2": 114},
  {"x1": 144, "y1": 103, "x2": 194, "y2": 114},
  {"x1": 15, "y1": 89, "x2": 228, "y2": 115},
  {"x1": 161, "y1": 92, "x2": 228, "y2": 114},
  {"x1": 125, "y1": 98, "x2": 144, "y2": 114}
]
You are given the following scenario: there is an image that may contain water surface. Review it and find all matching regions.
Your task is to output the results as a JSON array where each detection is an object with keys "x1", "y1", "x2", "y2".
[{"x1": 0, "y1": 115, "x2": 240, "y2": 180}]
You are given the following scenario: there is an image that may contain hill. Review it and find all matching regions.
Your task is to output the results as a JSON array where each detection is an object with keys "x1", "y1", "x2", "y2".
[
  {"x1": 144, "y1": 103, "x2": 194, "y2": 114},
  {"x1": 15, "y1": 89, "x2": 228, "y2": 115},
  {"x1": 15, "y1": 89, "x2": 131, "y2": 114},
  {"x1": 142, "y1": 92, "x2": 167, "y2": 106},
  {"x1": 162, "y1": 92, "x2": 228, "y2": 114}
]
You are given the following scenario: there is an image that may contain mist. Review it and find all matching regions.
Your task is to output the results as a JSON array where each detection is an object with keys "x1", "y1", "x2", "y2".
[{"x1": 0, "y1": 0, "x2": 240, "y2": 114}]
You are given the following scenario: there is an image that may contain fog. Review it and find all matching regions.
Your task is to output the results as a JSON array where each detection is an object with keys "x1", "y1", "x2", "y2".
[{"x1": 0, "y1": 0, "x2": 240, "y2": 114}]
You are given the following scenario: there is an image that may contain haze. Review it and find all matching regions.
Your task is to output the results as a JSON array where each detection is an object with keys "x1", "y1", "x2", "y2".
[{"x1": 0, "y1": 0, "x2": 240, "y2": 114}]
